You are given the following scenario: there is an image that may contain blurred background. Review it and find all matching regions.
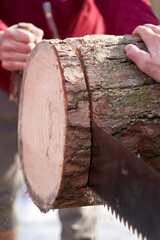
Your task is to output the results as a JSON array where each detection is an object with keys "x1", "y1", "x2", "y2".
[
  {"x1": 16, "y1": 183, "x2": 143, "y2": 240},
  {"x1": 150, "y1": 0, "x2": 160, "y2": 20}
]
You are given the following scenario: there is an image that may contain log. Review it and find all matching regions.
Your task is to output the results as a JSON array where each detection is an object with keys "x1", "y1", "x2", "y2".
[{"x1": 18, "y1": 35, "x2": 160, "y2": 212}]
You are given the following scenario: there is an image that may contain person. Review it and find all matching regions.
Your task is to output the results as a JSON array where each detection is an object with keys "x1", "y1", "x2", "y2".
[
  {"x1": 0, "y1": 1, "x2": 159, "y2": 240},
  {"x1": 125, "y1": 24, "x2": 160, "y2": 83}
]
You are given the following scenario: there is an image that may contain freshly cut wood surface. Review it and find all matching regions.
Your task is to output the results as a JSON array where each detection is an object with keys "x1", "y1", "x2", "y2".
[
  {"x1": 18, "y1": 40, "x2": 92, "y2": 212},
  {"x1": 18, "y1": 35, "x2": 160, "y2": 212}
]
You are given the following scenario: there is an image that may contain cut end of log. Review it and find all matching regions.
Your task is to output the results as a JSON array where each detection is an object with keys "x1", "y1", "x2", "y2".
[{"x1": 18, "y1": 42, "x2": 67, "y2": 211}]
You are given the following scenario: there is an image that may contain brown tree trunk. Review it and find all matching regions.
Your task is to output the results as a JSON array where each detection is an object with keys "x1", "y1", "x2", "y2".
[{"x1": 18, "y1": 35, "x2": 160, "y2": 212}]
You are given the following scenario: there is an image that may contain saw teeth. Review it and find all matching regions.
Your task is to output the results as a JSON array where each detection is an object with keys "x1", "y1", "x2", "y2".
[
  {"x1": 105, "y1": 204, "x2": 148, "y2": 240},
  {"x1": 139, "y1": 233, "x2": 147, "y2": 240},
  {"x1": 91, "y1": 190, "x2": 150, "y2": 240}
]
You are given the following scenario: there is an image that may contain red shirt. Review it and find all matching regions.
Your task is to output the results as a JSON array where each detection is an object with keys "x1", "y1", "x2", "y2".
[
  {"x1": 94, "y1": 0, "x2": 159, "y2": 34},
  {"x1": 0, "y1": 0, "x2": 105, "y2": 92},
  {"x1": 0, "y1": 0, "x2": 159, "y2": 92}
]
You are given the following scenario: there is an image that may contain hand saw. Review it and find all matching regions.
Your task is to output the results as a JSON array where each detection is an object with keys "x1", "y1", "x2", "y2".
[{"x1": 88, "y1": 121, "x2": 160, "y2": 240}]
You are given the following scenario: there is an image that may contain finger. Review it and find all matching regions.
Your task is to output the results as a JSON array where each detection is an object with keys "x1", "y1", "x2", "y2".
[
  {"x1": 27, "y1": 24, "x2": 44, "y2": 43},
  {"x1": 4, "y1": 27, "x2": 37, "y2": 43},
  {"x1": 2, "y1": 51, "x2": 29, "y2": 62},
  {"x1": 2, "y1": 60, "x2": 26, "y2": 71},
  {"x1": 141, "y1": 24, "x2": 160, "y2": 35},
  {"x1": 125, "y1": 44, "x2": 151, "y2": 71},
  {"x1": 132, "y1": 25, "x2": 160, "y2": 53},
  {"x1": 17, "y1": 23, "x2": 44, "y2": 43},
  {"x1": 2, "y1": 39, "x2": 36, "y2": 54}
]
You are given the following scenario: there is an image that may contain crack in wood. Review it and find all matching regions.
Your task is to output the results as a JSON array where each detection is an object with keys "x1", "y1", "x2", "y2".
[{"x1": 74, "y1": 47, "x2": 94, "y2": 191}]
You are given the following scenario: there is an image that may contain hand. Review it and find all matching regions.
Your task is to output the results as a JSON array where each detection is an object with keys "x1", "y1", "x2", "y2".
[
  {"x1": 125, "y1": 24, "x2": 160, "y2": 83},
  {"x1": 0, "y1": 23, "x2": 44, "y2": 71}
]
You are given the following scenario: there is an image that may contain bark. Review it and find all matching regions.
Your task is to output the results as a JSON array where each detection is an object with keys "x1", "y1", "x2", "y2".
[{"x1": 18, "y1": 34, "x2": 160, "y2": 212}]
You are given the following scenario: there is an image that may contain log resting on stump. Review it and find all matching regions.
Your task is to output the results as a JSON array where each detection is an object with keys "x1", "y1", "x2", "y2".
[{"x1": 18, "y1": 35, "x2": 160, "y2": 212}]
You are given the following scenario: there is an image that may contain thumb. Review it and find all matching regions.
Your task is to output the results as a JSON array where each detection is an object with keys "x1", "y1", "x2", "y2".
[
  {"x1": 125, "y1": 44, "x2": 150, "y2": 70},
  {"x1": 31, "y1": 26, "x2": 44, "y2": 43}
]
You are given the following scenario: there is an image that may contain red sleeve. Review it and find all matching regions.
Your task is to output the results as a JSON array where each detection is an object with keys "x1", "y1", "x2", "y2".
[
  {"x1": 53, "y1": 0, "x2": 106, "y2": 39},
  {"x1": 95, "y1": 0, "x2": 159, "y2": 35},
  {"x1": 69, "y1": 0, "x2": 106, "y2": 37},
  {"x1": 0, "y1": 19, "x2": 10, "y2": 93}
]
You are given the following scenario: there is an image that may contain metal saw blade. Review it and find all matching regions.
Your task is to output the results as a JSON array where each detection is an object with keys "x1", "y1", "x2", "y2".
[{"x1": 88, "y1": 121, "x2": 160, "y2": 240}]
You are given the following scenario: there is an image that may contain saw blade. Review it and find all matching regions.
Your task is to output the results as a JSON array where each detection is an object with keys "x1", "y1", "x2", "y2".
[
  {"x1": 88, "y1": 121, "x2": 160, "y2": 240},
  {"x1": 105, "y1": 205, "x2": 146, "y2": 240}
]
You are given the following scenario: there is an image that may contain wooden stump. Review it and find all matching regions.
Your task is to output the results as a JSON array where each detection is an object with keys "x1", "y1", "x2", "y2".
[{"x1": 18, "y1": 35, "x2": 160, "y2": 212}]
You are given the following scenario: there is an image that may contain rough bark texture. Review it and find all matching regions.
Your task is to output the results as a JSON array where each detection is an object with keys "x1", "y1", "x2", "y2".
[{"x1": 18, "y1": 34, "x2": 160, "y2": 212}]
